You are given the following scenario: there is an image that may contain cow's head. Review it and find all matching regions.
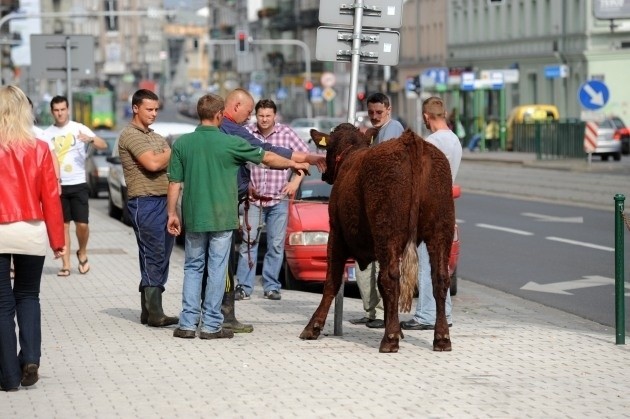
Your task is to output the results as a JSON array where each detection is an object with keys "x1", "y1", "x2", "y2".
[{"x1": 310, "y1": 122, "x2": 371, "y2": 184}]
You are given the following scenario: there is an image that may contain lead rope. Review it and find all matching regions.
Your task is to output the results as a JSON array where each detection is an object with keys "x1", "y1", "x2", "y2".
[{"x1": 241, "y1": 191, "x2": 274, "y2": 270}]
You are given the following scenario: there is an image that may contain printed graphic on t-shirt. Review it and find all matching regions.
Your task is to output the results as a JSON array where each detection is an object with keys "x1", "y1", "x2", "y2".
[{"x1": 52, "y1": 132, "x2": 76, "y2": 172}]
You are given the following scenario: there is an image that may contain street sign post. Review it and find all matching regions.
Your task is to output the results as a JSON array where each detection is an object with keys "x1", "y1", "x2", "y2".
[
  {"x1": 578, "y1": 79, "x2": 610, "y2": 110},
  {"x1": 316, "y1": 0, "x2": 404, "y2": 336}
]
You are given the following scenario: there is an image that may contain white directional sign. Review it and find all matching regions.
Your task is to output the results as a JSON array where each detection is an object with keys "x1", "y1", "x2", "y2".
[
  {"x1": 316, "y1": 26, "x2": 400, "y2": 66},
  {"x1": 319, "y1": 0, "x2": 404, "y2": 29},
  {"x1": 578, "y1": 80, "x2": 609, "y2": 110}
]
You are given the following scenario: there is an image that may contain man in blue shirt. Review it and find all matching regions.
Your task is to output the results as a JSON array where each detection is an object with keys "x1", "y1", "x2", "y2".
[{"x1": 204, "y1": 88, "x2": 325, "y2": 333}]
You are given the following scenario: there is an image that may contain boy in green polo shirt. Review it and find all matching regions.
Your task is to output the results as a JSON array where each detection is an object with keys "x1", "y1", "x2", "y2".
[{"x1": 166, "y1": 93, "x2": 309, "y2": 339}]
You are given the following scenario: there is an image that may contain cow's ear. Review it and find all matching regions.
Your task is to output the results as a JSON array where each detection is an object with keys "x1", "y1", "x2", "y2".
[
  {"x1": 310, "y1": 130, "x2": 328, "y2": 149},
  {"x1": 317, "y1": 136, "x2": 327, "y2": 147}
]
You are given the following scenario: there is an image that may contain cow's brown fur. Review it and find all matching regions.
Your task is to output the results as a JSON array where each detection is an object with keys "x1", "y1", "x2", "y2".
[{"x1": 299, "y1": 123, "x2": 455, "y2": 352}]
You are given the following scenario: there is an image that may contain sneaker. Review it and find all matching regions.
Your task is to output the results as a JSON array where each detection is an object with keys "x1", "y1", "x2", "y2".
[
  {"x1": 199, "y1": 329, "x2": 234, "y2": 339},
  {"x1": 234, "y1": 285, "x2": 250, "y2": 301},
  {"x1": 263, "y1": 290, "x2": 281, "y2": 300},
  {"x1": 400, "y1": 319, "x2": 452, "y2": 330}
]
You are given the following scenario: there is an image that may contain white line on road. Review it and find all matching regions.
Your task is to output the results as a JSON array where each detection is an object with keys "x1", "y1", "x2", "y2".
[
  {"x1": 521, "y1": 212, "x2": 584, "y2": 223},
  {"x1": 475, "y1": 223, "x2": 533, "y2": 236},
  {"x1": 545, "y1": 236, "x2": 614, "y2": 252}
]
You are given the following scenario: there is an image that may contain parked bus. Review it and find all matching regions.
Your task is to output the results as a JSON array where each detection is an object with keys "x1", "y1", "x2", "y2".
[{"x1": 73, "y1": 89, "x2": 116, "y2": 130}]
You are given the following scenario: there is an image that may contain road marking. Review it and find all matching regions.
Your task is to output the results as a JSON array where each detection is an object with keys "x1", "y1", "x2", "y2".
[
  {"x1": 521, "y1": 275, "x2": 616, "y2": 295},
  {"x1": 475, "y1": 223, "x2": 533, "y2": 236},
  {"x1": 521, "y1": 212, "x2": 584, "y2": 223},
  {"x1": 546, "y1": 236, "x2": 614, "y2": 252}
]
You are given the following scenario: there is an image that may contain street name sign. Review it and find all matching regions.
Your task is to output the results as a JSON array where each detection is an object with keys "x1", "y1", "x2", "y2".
[
  {"x1": 316, "y1": 26, "x2": 400, "y2": 66},
  {"x1": 319, "y1": 0, "x2": 403, "y2": 28},
  {"x1": 593, "y1": 0, "x2": 630, "y2": 19}
]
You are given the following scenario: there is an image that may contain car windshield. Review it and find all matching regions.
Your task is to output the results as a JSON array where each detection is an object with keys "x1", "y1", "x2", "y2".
[{"x1": 296, "y1": 172, "x2": 332, "y2": 201}]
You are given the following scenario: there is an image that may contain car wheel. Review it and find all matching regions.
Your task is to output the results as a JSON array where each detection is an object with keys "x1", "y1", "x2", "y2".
[
  {"x1": 108, "y1": 194, "x2": 122, "y2": 220},
  {"x1": 613, "y1": 152, "x2": 621, "y2": 161},
  {"x1": 283, "y1": 260, "x2": 297, "y2": 291},
  {"x1": 121, "y1": 187, "x2": 132, "y2": 226},
  {"x1": 450, "y1": 268, "x2": 458, "y2": 296},
  {"x1": 602, "y1": 154, "x2": 609, "y2": 161}
]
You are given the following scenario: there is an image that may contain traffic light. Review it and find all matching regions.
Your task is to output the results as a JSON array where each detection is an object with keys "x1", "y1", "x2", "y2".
[
  {"x1": 304, "y1": 80, "x2": 314, "y2": 99},
  {"x1": 236, "y1": 31, "x2": 248, "y2": 54}
]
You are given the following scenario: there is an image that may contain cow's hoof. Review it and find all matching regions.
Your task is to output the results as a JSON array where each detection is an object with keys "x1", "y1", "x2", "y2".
[
  {"x1": 299, "y1": 326, "x2": 321, "y2": 340},
  {"x1": 379, "y1": 338, "x2": 400, "y2": 353},
  {"x1": 432, "y1": 336, "x2": 452, "y2": 352}
]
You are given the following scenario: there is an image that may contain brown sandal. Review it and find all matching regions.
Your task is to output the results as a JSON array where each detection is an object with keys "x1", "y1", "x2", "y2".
[{"x1": 76, "y1": 251, "x2": 90, "y2": 274}]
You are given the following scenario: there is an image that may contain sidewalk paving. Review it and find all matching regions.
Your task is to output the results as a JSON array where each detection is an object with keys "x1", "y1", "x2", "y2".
[{"x1": 3, "y1": 200, "x2": 630, "y2": 418}]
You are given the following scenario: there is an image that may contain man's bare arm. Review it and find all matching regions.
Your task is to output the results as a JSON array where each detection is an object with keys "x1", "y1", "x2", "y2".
[{"x1": 136, "y1": 148, "x2": 172, "y2": 172}]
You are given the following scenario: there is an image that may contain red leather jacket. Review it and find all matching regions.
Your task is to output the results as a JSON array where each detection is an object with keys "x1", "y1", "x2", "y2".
[{"x1": 0, "y1": 140, "x2": 64, "y2": 251}]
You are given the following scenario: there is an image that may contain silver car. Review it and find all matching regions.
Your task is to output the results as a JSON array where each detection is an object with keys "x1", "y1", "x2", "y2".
[
  {"x1": 289, "y1": 117, "x2": 345, "y2": 151},
  {"x1": 593, "y1": 117, "x2": 623, "y2": 161},
  {"x1": 106, "y1": 122, "x2": 197, "y2": 225},
  {"x1": 85, "y1": 130, "x2": 119, "y2": 198}
]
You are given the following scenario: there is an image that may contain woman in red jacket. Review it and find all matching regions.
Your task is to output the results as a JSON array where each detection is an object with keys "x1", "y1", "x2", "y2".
[{"x1": 0, "y1": 85, "x2": 65, "y2": 392}]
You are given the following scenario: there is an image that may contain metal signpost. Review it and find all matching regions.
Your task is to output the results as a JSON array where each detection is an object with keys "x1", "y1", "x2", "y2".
[
  {"x1": 30, "y1": 35, "x2": 95, "y2": 113},
  {"x1": 318, "y1": 0, "x2": 402, "y2": 126},
  {"x1": 317, "y1": 0, "x2": 403, "y2": 335}
]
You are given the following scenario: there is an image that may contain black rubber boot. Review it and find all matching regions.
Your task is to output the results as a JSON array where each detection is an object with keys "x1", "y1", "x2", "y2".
[
  {"x1": 144, "y1": 287, "x2": 178, "y2": 327},
  {"x1": 222, "y1": 289, "x2": 253, "y2": 333},
  {"x1": 140, "y1": 291, "x2": 148, "y2": 325},
  {"x1": 221, "y1": 232, "x2": 253, "y2": 333}
]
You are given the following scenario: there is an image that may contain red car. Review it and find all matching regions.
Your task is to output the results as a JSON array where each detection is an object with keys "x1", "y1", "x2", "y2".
[{"x1": 283, "y1": 172, "x2": 461, "y2": 295}]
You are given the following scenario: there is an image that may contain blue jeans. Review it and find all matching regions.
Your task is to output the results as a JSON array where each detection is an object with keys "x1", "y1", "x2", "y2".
[
  {"x1": 0, "y1": 254, "x2": 44, "y2": 390},
  {"x1": 467, "y1": 133, "x2": 483, "y2": 151},
  {"x1": 178, "y1": 230, "x2": 232, "y2": 333},
  {"x1": 128, "y1": 196, "x2": 174, "y2": 292},
  {"x1": 236, "y1": 201, "x2": 288, "y2": 294},
  {"x1": 412, "y1": 242, "x2": 452, "y2": 325}
]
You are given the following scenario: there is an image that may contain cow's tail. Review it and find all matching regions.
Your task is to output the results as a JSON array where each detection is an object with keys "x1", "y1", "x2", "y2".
[{"x1": 399, "y1": 132, "x2": 422, "y2": 312}]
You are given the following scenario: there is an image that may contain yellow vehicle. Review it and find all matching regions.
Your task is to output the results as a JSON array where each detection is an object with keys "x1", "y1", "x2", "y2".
[{"x1": 506, "y1": 104, "x2": 559, "y2": 150}]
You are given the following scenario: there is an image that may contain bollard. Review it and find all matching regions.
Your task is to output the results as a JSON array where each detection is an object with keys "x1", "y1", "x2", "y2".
[
  {"x1": 614, "y1": 194, "x2": 625, "y2": 345},
  {"x1": 334, "y1": 280, "x2": 344, "y2": 336}
]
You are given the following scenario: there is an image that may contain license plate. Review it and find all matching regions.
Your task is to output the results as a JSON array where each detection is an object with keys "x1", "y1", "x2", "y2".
[{"x1": 346, "y1": 266, "x2": 356, "y2": 282}]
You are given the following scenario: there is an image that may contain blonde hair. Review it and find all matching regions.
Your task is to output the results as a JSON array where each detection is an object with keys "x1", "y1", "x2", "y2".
[
  {"x1": 422, "y1": 96, "x2": 446, "y2": 120},
  {"x1": 0, "y1": 85, "x2": 36, "y2": 150}
]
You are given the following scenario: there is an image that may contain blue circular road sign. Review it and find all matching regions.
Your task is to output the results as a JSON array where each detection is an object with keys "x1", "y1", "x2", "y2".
[{"x1": 578, "y1": 80, "x2": 609, "y2": 110}]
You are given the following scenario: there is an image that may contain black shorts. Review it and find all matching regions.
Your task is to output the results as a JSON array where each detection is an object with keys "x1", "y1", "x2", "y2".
[{"x1": 60, "y1": 183, "x2": 90, "y2": 223}]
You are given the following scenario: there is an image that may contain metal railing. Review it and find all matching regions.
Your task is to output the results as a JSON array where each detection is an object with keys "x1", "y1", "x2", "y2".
[{"x1": 512, "y1": 120, "x2": 587, "y2": 159}]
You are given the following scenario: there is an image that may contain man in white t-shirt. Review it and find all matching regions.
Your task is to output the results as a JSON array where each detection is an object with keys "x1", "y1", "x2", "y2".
[
  {"x1": 401, "y1": 96, "x2": 462, "y2": 331},
  {"x1": 41, "y1": 96, "x2": 107, "y2": 277}
]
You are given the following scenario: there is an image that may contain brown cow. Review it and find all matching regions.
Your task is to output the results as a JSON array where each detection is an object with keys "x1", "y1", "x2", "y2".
[{"x1": 299, "y1": 123, "x2": 455, "y2": 352}]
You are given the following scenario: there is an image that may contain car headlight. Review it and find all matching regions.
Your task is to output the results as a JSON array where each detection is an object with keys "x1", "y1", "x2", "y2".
[{"x1": 288, "y1": 231, "x2": 329, "y2": 246}]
